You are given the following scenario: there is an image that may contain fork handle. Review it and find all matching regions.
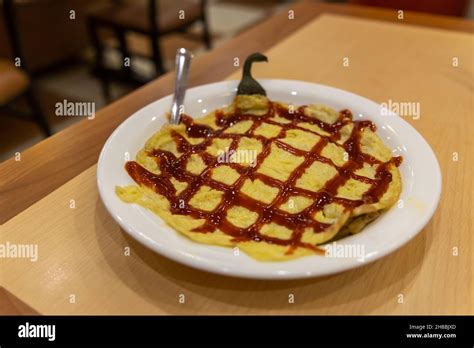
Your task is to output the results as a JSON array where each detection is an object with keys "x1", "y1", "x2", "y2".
[{"x1": 170, "y1": 48, "x2": 193, "y2": 125}]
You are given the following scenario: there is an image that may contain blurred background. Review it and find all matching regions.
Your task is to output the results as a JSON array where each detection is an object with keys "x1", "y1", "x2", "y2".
[{"x1": 0, "y1": 0, "x2": 472, "y2": 162}]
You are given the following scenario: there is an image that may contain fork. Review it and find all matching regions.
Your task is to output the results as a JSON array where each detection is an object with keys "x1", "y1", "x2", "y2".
[{"x1": 170, "y1": 48, "x2": 193, "y2": 125}]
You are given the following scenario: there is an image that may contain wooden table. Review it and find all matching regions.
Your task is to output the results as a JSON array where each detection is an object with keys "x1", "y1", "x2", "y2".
[{"x1": 1, "y1": 1, "x2": 473, "y2": 314}]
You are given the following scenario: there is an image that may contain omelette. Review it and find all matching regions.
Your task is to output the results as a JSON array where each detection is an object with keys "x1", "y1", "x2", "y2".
[{"x1": 116, "y1": 53, "x2": 402, "y2": 261}]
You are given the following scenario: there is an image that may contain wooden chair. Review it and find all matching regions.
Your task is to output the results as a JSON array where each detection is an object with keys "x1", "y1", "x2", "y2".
[
  {"x1": 88, "y1": 0, "x2": 211, "y2": 101},
  {"x1": 0, "y1": 0, "x2": 51, "y2": 136}
]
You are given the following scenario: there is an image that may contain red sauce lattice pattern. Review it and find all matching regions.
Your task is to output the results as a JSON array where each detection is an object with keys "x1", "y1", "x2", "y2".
[{"x1": 126, "y1": 102, "x2": 402, "y2": 254}]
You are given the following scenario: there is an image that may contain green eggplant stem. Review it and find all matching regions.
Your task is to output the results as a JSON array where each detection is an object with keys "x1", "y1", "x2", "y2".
[{"x1": 237, "y1": 52, "x2": 268, "y2": 96}]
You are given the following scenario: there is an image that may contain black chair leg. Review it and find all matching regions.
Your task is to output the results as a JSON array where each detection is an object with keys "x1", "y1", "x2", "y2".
[
  {"x1": 116, "y1": 27, "x2": 132, "y2": 77},
  {"x1": 98, "y1": 70, "x2": 112, "y2": 103},
  {"x1": 150, "y1": 35, "x2": 165, "y2": 76},
  {"x1": 88, "y1": 18, "x2": 112, "y2": 103},
  {"x1": 200, "y1": 0, "x2": 211, "y2": 49},
  {"x1": 202, "y1": 17, "x2": 211, "y2": 49},
  {"x1": 25, "y1": 88, "x2": 51, "y2": 137}
]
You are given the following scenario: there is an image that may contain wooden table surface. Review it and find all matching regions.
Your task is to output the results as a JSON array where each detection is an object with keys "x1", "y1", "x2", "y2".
[{"x1": 0, "y1": 2, "x2": 473, "y2": 315}]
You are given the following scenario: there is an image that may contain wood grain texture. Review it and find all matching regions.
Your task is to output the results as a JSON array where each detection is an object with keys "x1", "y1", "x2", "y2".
[
  {"x1": 1, "y1": 2, "x2": 473, "y2": 224},
  {"x1": 1, "y1": 14, "x2": 472, "y2": 314}
]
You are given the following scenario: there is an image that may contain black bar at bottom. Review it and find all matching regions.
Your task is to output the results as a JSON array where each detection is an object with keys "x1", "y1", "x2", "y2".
[{"x1": 0, "y1": 315, "x2": 472, "y2": 346}]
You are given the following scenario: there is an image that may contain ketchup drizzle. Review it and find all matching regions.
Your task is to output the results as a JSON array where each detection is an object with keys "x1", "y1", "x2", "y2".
[{"x1": 125, "y1": 102, "x2": 402, "y2": 254}]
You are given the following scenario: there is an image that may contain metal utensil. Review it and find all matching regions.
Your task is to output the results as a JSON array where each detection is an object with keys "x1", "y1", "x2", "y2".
[{"x1": 170, "y1": 48, "x2": 192, "y2": 124}]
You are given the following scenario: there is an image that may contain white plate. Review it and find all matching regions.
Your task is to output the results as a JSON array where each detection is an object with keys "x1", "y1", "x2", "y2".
[{"x1": 97, "y1": 79, "x2": 441, "y2": 279}]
